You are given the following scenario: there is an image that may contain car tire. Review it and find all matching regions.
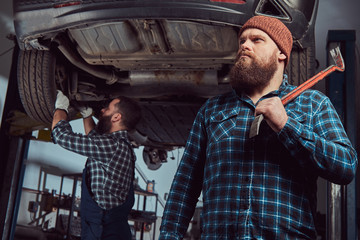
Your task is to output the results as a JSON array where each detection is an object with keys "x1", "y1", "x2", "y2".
[
  {"x1": 17, "y1": 50, "x2": 59, "y2": 125},
  {"x1": 286, "y1": 41, "x2": 316, "y2": 86}
]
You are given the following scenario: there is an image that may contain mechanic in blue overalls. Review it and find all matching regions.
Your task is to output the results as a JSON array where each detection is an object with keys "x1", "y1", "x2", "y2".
[{"x1": 52, "y1": 91, "x2": 142, "y2": 239}]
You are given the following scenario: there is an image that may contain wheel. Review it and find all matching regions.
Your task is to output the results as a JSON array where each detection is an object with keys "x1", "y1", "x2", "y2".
[
  {"x1": 143, "y1": 147, "x2": 168, "y2": 170},
  {"x1": 17, "y1": 49, "x2": 67, "y2": 125},
  {"x1": 285, "y1": 40, "x2": 316, "y2": 86}
]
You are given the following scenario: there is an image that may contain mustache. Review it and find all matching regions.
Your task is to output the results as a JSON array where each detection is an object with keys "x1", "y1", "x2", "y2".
[{"x1": 235, "y1": 51, "x2": 255, "y2": 62}]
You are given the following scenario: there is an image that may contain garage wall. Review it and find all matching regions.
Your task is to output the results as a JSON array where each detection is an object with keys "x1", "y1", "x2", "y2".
[{"x1": 0, "y1": 1, "x2": 14, "y2": 124}]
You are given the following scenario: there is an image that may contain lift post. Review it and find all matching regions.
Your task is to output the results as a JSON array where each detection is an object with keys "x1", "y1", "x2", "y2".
[
  {"x1": 0, "y1": 44, "x2": 31, "y2": 240},
  {"x1": 326, "y1": 30, "x2": 358, "y2": 240}
]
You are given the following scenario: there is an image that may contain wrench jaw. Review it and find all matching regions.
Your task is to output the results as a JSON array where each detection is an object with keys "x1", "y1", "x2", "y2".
[
  {"x1": 249, "y1": 114, "x2": 264, "y2": 138},
  {"x1": 330, "y1": 46, "x2": 345, "y2": 72}
]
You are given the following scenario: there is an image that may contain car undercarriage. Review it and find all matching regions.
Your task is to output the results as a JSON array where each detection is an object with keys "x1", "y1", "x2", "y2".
[{"x1": 13, "y1": 0, "x2": 319, "y2": 169}]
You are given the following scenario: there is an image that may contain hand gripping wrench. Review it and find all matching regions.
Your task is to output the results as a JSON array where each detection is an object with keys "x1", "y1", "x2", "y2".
[{"x1": 249, "y1": 46, "x2": 345, "y2": 138}]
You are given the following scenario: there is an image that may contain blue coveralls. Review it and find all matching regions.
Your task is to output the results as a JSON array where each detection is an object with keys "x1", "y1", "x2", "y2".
[{"x1": 81, "y1": 168, "x2": 135, "y2": 240}]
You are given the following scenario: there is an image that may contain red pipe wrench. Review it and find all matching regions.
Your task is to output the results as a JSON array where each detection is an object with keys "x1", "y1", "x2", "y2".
[{"x1": 249, "y1": 46, "x2": 345, "y2": 138}]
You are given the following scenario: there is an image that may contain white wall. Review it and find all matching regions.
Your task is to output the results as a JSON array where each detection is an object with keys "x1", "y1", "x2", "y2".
[{"x1": 0, "y1": 3, "x2": 14, "y2": 126}]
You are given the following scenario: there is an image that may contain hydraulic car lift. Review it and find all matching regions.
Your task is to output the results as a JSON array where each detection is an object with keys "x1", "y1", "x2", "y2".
[
  {"x1": 0, "y1": 45, "x2": 31, "y2": 240},
  {"x1": 0, "y1": 46, "x2": 163, "y2": 240},
  {"x1": 326, "y1": 30, "x2": 358, "y2": 240},
  {"x1": 0, "y1": 31, "x2": 358, "y2": 239}
]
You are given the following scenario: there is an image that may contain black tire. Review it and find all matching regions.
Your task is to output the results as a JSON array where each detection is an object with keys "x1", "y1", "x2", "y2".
[
  {"x1": 17, "y1": 50, "x2": 58, "y2": 125},
  {"x1": 285, "y1": 40, "x2": 316, "y2": 86}
]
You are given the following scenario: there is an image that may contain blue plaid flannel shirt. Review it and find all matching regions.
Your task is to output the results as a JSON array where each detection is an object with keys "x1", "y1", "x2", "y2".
[
  {"x1": 160, "y1": 76, "x2": 357, "y2": 239},
  {"x1": 52, "y1": 120, "x2": 135, "y2": 209}
]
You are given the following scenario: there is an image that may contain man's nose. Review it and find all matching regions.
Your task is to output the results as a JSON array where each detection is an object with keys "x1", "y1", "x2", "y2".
[{"x1": 239, "y1": 39, "x2": 252, "y2": 51}]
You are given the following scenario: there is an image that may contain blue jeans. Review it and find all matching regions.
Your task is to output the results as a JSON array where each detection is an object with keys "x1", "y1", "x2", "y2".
[{"x1": 81, "y1": 168, "x2": 134, "y2": 240}]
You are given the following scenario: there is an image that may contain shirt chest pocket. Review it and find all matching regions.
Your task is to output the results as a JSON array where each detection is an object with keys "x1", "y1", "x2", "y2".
[{"x1": 208, "y1": 110, "x2": 238, "y2": 142}]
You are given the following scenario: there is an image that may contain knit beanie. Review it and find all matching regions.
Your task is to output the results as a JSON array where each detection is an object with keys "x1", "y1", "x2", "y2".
[{"x1": 239, "y1": 15, "x2": 293, "y2": 66}]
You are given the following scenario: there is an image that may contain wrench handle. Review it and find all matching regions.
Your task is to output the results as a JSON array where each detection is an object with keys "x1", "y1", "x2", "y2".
[{"x1": 281, "y1": 65, "x2": 339, "y2": 106}]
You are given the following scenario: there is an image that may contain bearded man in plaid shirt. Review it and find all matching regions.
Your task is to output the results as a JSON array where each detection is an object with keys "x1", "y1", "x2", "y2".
[
  {"x1": 52, "y1": 93, "x2": 141, "y2": 240},
  {"x1": 159, "y1": 16, "x2": 357, "y2": 239}
]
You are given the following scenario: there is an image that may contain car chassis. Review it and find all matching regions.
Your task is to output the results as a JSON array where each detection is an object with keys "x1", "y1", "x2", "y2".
[{"x1": 13, "y1": 0, "x2": 319, "y2": 169}]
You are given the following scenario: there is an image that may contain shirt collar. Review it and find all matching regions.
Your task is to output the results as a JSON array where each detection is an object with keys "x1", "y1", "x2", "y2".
[
  {"x1": 98, "y1": 129, "x2": 128, "y2": 140},
  {"x1": 279, "y1": 74, "x2": 289, "y2": 91},
  {"x1": 112, "y1": 129, "x2": 128, "y2": 139},
  {"x1": 263, "y1": 74, "x2": 289, "y2": 97}
]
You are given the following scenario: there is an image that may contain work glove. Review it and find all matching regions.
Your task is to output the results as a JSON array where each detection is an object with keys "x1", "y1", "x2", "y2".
[
  {"x1": 78, "y1": 106, "x2": 93, "y2": 118},
  {"x1": 55, "y1": 90, "x2": 70, "y2": 113}
]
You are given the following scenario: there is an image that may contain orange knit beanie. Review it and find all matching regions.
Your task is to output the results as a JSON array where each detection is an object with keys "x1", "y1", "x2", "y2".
[{"x1": 239, "y1": 16, "x2": 293, "y2": 66}]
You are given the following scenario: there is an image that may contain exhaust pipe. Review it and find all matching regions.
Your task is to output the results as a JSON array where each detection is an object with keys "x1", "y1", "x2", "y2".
[{"x1": 55, "y1": 36, "x2": 128, "y2": 85}]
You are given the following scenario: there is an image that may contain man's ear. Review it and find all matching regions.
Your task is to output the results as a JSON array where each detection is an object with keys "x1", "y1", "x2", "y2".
[
  {"x1": 278, "y1": 52, "x2": 287, "y2": 62},
  {"x1": 112, "y1": 112, "x2": 122, "y2": 123}
]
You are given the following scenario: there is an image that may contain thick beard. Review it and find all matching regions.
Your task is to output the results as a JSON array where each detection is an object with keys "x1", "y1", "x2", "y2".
[
  {"x1": 95, "y1": 114, "x2": 112, "y2": 134},
  {"x1": 229, "y1": 51, "x2": 278, "y2": 94}
]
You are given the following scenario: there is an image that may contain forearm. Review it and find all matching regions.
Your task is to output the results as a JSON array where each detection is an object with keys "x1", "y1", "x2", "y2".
[
  {"x1": 52, "y1": 109, "x2": 68, "y2": 130},
  {"x1": 83, "y1": 116, "x2": 96, "y2": 135},
  {"x1": 52, "y1": 120, "x2": 100, "y2": 158}
]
